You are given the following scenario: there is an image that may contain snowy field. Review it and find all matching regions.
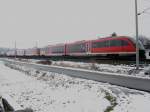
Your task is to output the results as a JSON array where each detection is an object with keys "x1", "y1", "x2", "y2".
[{"x1": 0, "y1": 60, "x2": 150, "y2": 112}]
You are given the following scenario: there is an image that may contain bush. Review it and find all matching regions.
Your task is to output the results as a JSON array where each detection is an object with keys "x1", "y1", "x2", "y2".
[{"x1": 36, "y1": 60, "x2": 52, "y2": 65}]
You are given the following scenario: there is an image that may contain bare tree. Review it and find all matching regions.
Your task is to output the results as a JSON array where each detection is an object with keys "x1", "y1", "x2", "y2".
[{"x1": 138, "y1": 35, "x2": 150, "y2": 49}]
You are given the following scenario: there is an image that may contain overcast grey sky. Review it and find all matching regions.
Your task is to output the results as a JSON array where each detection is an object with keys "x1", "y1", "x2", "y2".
[{"x1": 0, "y1": 0, "x2": 150, "y2": 48}]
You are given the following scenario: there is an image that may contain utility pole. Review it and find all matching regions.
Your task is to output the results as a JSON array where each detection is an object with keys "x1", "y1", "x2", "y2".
[
  {"x1": 135, "y1": 0, "x2": 139, "y2": 70},
  {"x1": 35, "y1": 41, "x2": 38, "y2": 48},
  {"x1": 15, "y1": 41, "x2": 17, "y2": 59}
]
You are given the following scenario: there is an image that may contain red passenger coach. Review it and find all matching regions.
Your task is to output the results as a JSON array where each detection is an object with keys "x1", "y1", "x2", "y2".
[
  {"x1": 25, "y1": 47, "x2": 40, "y2": 56},
  {"x1": 48, "y1": 44, "x2": 66, "y2": 56},
  {"x1": 16, "y1": 49, "x2": 25, "y2": 56},
  {"x1": 90, "y1": 36, "x2": 136, "y2": 56},
  {"x1": 40, "y1": 46, "x2": 49, "y2": 56},
  {"x1": 6, "y1": 49, "x2": 16, "y2": 56},
  {"x1": 66, "y1": 40, "x2": 89, "y2": 56}
]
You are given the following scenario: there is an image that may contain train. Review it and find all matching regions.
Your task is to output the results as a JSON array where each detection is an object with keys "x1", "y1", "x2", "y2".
[{"x1": 6, "y1": 35, "x2": 146, "y2": 59}]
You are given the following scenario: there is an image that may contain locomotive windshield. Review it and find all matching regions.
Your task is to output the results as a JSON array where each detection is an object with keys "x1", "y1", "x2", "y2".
[{"x1": 128, "y1": 38, "x2": 145, "y2": 50}]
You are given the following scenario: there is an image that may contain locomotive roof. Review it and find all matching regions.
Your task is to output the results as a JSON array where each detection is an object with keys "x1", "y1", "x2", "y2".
[{"x1": 94, "y1": 36, "x2": 132, "y2": 40}]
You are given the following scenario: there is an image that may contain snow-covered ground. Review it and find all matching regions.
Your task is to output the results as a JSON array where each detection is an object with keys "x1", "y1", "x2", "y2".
[
  {"x1": 25, "y1": 59, "x2": 150, "y2": 79},
  {"x1": 1, "y1": 60, "x2": 150, "y2": 112},
  {"x1": 51, "y1": 61, "x2": 150, "y2": 77}
]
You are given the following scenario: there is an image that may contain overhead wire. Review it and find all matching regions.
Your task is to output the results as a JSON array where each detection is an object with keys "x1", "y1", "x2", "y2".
[
  {"x1": 138, "y1": 7, "x2": 150, "y2": 15},
  {"x1": 145, "y1": 12, "x2": 150, "y2": 15},
  {"x1": 144, "y1": 0, "x2": 150, "y2": 3}
]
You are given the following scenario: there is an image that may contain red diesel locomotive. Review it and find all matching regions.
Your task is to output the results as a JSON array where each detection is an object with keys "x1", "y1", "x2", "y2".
[{"x1": 89, "y1": 36, "x2": 140, "y2": 56}]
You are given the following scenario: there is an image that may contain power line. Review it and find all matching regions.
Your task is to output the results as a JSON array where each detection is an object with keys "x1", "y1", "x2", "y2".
[
  {"x1": 144, "y1": 0, "x2": 150, "y2": 3},
  {"x1": 138, "y1": 7, "x2": 150, "y2": 15},
  {"x1": 145, "y1": 12, "x2": 150, "y2": 15}
]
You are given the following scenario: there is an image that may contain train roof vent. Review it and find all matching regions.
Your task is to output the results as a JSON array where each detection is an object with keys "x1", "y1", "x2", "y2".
[{"x1": 111, "y1": 32, "x2": 117, "y2": 37}]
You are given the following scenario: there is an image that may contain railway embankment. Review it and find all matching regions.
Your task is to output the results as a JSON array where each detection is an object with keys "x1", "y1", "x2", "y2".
[{"x1": 1, "y1": 59, "x2": 150, "y2": 112}]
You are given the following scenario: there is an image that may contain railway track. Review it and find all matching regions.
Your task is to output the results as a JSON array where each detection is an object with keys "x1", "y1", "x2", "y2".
[
  {"x1": 2, "y1": 55, "x2": 150, "y2": 66},
  {"x1": 2, "y1": 59, "x2": 150, "y2": 92}
]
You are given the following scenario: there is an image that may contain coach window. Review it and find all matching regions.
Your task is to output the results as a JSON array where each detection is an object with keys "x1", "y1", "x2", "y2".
[
  {"x1": 92, "y1": 41, "x2": 100, "y2": 48},
  {"x1": 73, "y1": 43, "x2": 86, "y2": 52},
  {"x1": 121, "y1": 40, "x2": 128, "y2": 46},
  {"x1": 92, "y1": 41, "x2": 105, "y2": 48},
  {"x1": 92, "y1": 42, "x2": 98, "y2": 48},
  {"x1": 52, "y1": 46, "x2": 64, "y2": 53},
  {"x1": 97, "y1": 40, "x2": 109, "y2": 48},
  {"x1": 69, "y1": 43, "x2": 86, "y2": 53},
  {"x1": 91, "y1": 42, "x2": 97, "y2": 48},
  {"x1": 68, "y1": 45, "x2": 74, "y2": 52},
  {"x1": 105, "y1": 40, "x2": 110, "y2": 47},
  {"x1": 79, "y1": 43, "x2": 86, "y2": 52}
]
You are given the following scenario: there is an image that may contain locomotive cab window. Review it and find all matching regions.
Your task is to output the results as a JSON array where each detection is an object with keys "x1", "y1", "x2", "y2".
[
  {"x1": 109, "y1": 40, "x2": 122, "y2": 47},
  {"x1": 109, "y1": 39, "x2": 128, "y2": 47},
  {"x1": 121, "y1": 40, "x2": 128, "y2": 46}
]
